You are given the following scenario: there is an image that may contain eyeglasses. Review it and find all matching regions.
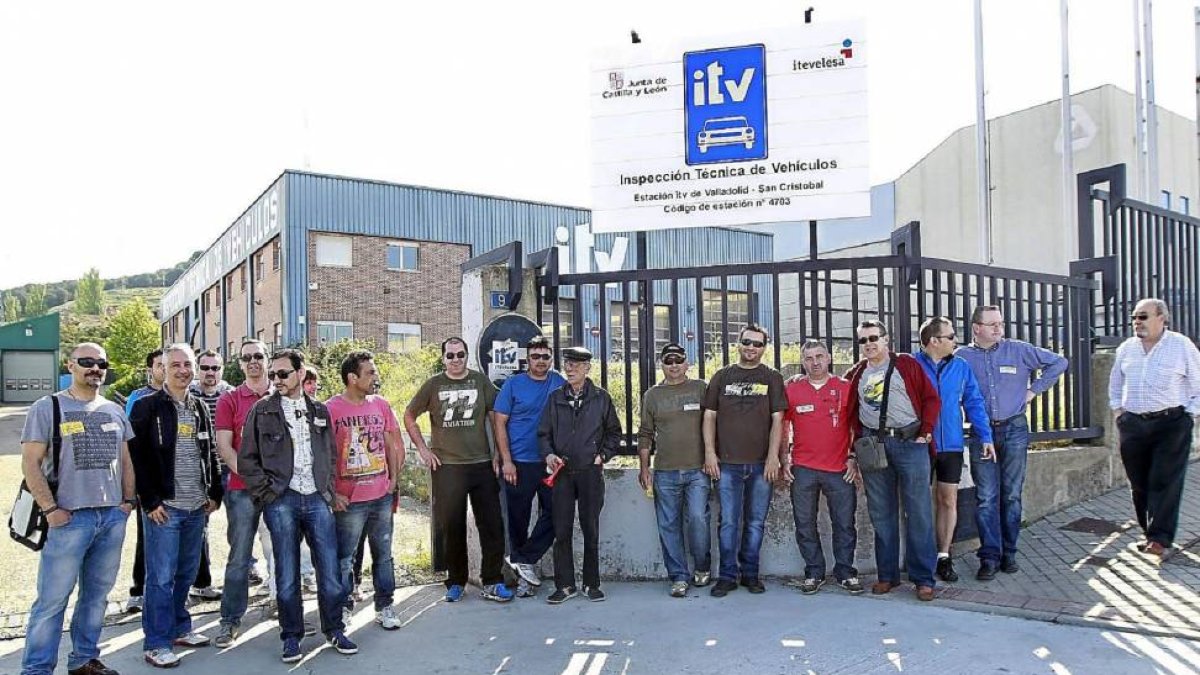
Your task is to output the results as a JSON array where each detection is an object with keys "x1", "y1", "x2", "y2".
[
  {"x1": 75, "y1": 357, "x2": 109, "y2": 369},
  {"x1": 662, "y1": 355, "x2": 686, "y2": 365},
  {"x1": 267, "y1": 369, "x2": 294, "y2": 380},
  {"x1": 857, "y1": 335, "x2": 883, "y2": 344},
  {"x1": 527, "y1": 353, "x2": 552, "y2": 361},
  {"x1": 240, "y1": 353, "x2": 265, "y2": 362},
  {"x1": 935, "y1": 334, "x2": 956, "y2": 342},
  {"x1": 444, "y1": 351, "x2": 467, "y2": 360},
  {"x1": 1131, "y1": 313, "x2": 1153, "y2": 322},
  {"x1": 739, "y1": 338, "x2": 766, "y2": 348},
  {"x1": 198, "y1": 365, "x2": 222, "y2": 372},
  {"x1": 974, "y1": 321, "x2": 1003, "y2": 329}
]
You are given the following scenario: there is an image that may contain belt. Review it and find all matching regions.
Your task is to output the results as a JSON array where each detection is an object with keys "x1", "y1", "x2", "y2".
[
  {"x1": 990, "y1": 413, "x2": 1024, "y2": 427},
  {"x1": 868, "y1": 426, "x2": 919, "y2": 440},
  {"x1": 1130, "y1": 406, "x2": 1184, "y2": 420}
]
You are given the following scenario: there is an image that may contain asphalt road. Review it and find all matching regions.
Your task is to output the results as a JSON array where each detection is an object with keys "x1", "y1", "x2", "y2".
[{"x1": 0, "y1": 405, "x2": 29, "y2": 456}]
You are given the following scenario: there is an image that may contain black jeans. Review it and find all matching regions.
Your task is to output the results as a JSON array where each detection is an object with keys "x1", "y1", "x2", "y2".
[
  {"x1": 131, "y1": 510, "x2": 213, "y2": 595},
  {"x1": 431, "y1": 462, "x2": 505, "y2": 587},
  {"x1": 1117, "y1": 409, "x2": 1193, "y2": 546},
  {"x1": 506, "y1": 462, "x2": 556, "y2": 565},
  {"x1": 553, "y1": 465, "x2": 605, "y2": 589}
]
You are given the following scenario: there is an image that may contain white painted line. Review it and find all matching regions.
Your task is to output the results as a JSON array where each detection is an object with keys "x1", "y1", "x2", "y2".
[
  {"x1": 781, "y1": 639, "x2": 806, "y2": 648},
  {"x1": 705, "y1": 639, "x2": 718, "y2": 647},
  {"x1": 492, "y1": 656, "x2": 511, "y2": 674},
  {"x1": 562, "y1": 652, "x2": 591, "y2": 675},
  {"x1": 585, "y1": 653, "x2": 609, "y2": 675},
  {"x1": 887, "y1": 651, "x2": 903, "y2": 671}
]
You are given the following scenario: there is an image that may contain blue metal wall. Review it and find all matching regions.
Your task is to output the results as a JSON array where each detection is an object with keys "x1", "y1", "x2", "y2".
[{"x1": 281, "y1": 171, "x2": 773, "y2": 344}]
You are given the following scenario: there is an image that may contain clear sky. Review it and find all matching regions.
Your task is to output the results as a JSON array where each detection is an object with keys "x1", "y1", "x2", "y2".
[{"x1": 1, "y1": 0, "x2": 1196, "y2": 289}]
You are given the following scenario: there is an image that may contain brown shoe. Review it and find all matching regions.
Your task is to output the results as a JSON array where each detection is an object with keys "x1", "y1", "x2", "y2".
[
  {"x1": 1143, "y1": 541, "x2": 1166, "y2": 557},
  {"x1": 69, "y1": 659, "x2": 119, "y2": 675},
  {"x1": 871, "y1": 581, "x2": 900, "y2": 595},
  {"x1": 916, "y1": 586, "x2": 935, "y2": 602}
]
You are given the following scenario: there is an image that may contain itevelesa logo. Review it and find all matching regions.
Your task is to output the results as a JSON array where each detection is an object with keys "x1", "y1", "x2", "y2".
[{"x1": 683, "y1": 44, "x2": 767, "y2": 166}]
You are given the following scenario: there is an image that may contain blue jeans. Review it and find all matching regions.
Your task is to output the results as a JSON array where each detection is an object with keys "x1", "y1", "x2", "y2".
[
  {"x1": 790, "y1": 466, "x2": 858, "y2": 581},
  {"x1": 862, "y1": 438, "x2": 937, "y2": 587},
  {"x1": 717, "y1": 463, "x2": 772, "y2": 582},
  {"x1": 21, "y1": 507, "x2": 127, "y2": 675},
  {"x1": 505, "y1": 461, "x2": 555, "y2": 566},
  {"x1": 219, "y1": 489, "x2": 263, "y2": 627},
  {"x1": 142, "y1": 505, "x2": 207, "y2": 651},
  {"x1": 262, "y1": 490, "x2": 342, "y2": 641},
  {"x1": 335, "y1": 495, "x2": 395, "y2": 610},
  {"x1": 970, "y1": 416, "x2": 1030, "y2": 564},
  {"x1": 653, "y1": 469, "x2": 712, "y2": 582}
]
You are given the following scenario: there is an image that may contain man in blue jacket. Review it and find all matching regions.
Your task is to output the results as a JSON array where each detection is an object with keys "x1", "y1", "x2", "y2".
[{"x1": 916, "y1": 317, "x2": 993, "y2": 584}]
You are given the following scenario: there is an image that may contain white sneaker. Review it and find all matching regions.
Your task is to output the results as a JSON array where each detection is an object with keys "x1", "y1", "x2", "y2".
[
  {"x1": 173, "y1": 632, "x2": 211, "y2": 648},
  {"x1": 189, "y1": 586, "x2": 222, "y2": 600},
  {"x1": 375, "y1": 605, "x2": 401, "y2": 630},
  {"x1": 144, "y1": 648, "x2": 180, "y2": 668},
  {"x1": 506, "y1": 556, "x2": 542, "y2": 587},
  {"x1": 126, "y1": 595, "x2": 144, "y2": 613}
]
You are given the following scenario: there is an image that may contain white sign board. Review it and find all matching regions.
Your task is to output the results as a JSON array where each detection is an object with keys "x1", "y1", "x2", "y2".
[{"x1": 590, "y1": 21, "x2": 869, "y2": 233}]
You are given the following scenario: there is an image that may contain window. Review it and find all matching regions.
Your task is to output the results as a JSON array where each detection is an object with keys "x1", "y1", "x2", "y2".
[
  {"x1": 239, "y1": 265, "x2": 246, "y2": 291},
  {"x1": 272, "y1": 240, "x2": 281, "y2": 271},
  {"x1": 541, "y1": 299, "x2": 575, "y2": 352},
  {"x1": 702, "y1": 290, "x2": 749, "y2": 349},
  {"x1": 225, "y1": 279, "x2": 233, "y2": 301},
  {"x1": 1181, "y1": 196, "x2": 1191, "y2": 216},
  {"x1": 609, "y1": 303, "x2": 671, "y2": 358},
  {"x1": 228, "y1": 341, "x2": 235, "y2": 358},
  {"x1": 257, "y1": 329, "x2": 265, "y2": 342},
  {"x1": 316, "y1": 235, "x2": 353, "y2": 267},
  {"x1": 256, "y1": 253, "x2": 265, "y2": 281},
  {"x1": 212, "y1": 287, "x2": 221, "y2": 308},
  {"x1": 387, "y1": 323, "x2": 422, "y2": 353},
  {"x1": 317, "y1": 321, "x2": 353, "y2": 344},
  {"x1": 1161, "y1": 190, "x2": 1172, "y2": 209},
  {"x1": 386, "y1": 243, "x2": 420, "y2": 271},
  {"x1": 274, "y1": 322, "x2": 282, "y2": 348}
]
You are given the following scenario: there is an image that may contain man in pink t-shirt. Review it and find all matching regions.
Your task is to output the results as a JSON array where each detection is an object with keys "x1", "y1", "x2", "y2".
[{"x1": 326, "y1": 350, "x2": 404, "y2": 630}]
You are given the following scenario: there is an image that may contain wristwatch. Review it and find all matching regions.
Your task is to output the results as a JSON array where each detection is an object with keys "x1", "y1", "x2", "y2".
[{"x1": 122, "y1": 498, "x2": 139, "y2": 508}]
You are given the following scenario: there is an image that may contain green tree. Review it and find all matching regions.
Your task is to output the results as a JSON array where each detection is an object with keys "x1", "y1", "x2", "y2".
[
  {"x1": 2, "y1": 293, "x2": 20, "y2": 323},
  {"x1": 103, "y1": 298, "x2": 159, "y2": 382},
  {"x1": 24, "y1": 284, "x2": 47, "y2": 317},
  {"x1": 75, "y1": 268, "x2": 105, "y2": 315}
]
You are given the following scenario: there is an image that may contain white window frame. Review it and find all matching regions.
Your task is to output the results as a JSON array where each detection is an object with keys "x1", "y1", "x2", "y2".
[
  {"x1": 386, "y1": 242, "x2": 420, "y2": 272},
  {"x1": 317, "y1": 321, "x2": 354, "y2": 344},
  {"x1": 315, "y1": 235, "x2": 353, "y2": 268},
  {"x1": 387, "y1": 322, "x2": 422, "y2": 353}
]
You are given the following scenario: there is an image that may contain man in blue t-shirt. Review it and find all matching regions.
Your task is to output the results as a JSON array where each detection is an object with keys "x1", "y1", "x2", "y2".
[{"x1": 492, "y1": 336, "x2": 566, "y2": 597}]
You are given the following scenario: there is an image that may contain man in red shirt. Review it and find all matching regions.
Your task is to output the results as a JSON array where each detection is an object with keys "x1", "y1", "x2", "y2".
[{"x1": 781, "y1": 340, "x2": 863, "y2": 596}]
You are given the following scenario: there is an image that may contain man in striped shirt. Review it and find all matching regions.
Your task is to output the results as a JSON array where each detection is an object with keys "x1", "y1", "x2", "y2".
[
  {"x1": 1108, "y1": 298, "x2": 1200, "y2": 558},
  {"x1": 186, "y1": 349, "x2": 234, "y2": 602}
]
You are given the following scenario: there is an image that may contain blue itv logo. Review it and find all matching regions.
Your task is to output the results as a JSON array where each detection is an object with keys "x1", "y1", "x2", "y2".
[{"x1": 683, "y1": 44, "x2": 768, "y2": 166}]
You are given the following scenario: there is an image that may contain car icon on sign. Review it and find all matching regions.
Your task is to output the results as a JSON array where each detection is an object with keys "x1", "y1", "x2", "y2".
[{"x1": 697, "y1": 116, "x2": 755, "y2": 153}]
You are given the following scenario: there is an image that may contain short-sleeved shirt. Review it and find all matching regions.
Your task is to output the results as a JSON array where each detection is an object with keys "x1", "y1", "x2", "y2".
[
  {"x1": 214, "y1": 382, "x2": 269, "y2": 491},
  {"x1": 165, "y1": 398, "x2": 207, "y2": 511},
  {"x1": 327, "y1": 394, "x2": 400, "y2": 503},
  {"x1": 784, "y1": 377, "x2": 852, "y2": 472},
  {"x1": 638, "y1": 379, "x2": 708, "y2": 470},
  {"x1": 857, "y1": 358, "x2": 918, "y2": 430},
  {"x1": 494, "y1": 371, "x2": 566, "y2": 463},
  {"x1": 406, "y1": 370, "x2": 497, "y2": 465},
  {"x1": 702, "y1": 363, "x2": 788, "y2": 464},
  {"x1": 22, "y1": 391, "x2": 134, "y2": 510}
]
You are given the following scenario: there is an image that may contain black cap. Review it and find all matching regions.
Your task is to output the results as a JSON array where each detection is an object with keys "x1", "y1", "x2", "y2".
[
  {"x1": 561, "y1": 346, "x2": 594, "y2": 363},
  {"x1": 660, "y1": 343, "x2": 686, "y2": 359}
]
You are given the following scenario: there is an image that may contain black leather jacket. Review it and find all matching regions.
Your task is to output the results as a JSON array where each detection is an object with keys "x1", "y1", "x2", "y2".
[{"x1": 238, "y1": 392, "x2": 335, "y2": 506}]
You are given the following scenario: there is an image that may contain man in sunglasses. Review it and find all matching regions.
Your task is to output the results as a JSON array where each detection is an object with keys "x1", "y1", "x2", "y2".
[
  {"x1": 128, "y1": 343, "x2": 223, "y2": 667},
  {"x1": 702, "y1": 324, "x2": 788, "y2": 598},
  {"x1": 20, "y1": 343, "x2": 136, "y2": 675},
  {"x1": 185, "y1": 349, "x2": 234, "y2": 602},
  {"x1": 914, "y1": 317, "x2": 993, "y2": 584},
  {"x1": 493, "y1": 336, "x2": 566, "y2": 597},
  {"x1": 638, "y1": 343, "x2": 711, "y2": 598},
  {"x1": 1108, "y1": 298, "x2": 1200, "y2": 559},
  {"x1": 844, "y1": 320, "x2": 940, "y2": 602},
  {"x1": 958, "y1": 305, "x2": 1067, "y2": 579},
  {"x1": 239, "y1": 348, "x2": 355, "y2": 662},
  {"x1": 404, "y1": 338, "x2": 512, "y2": 603},
  {"x1": 124, "y1": 348, "x2": 164, "y2": 614}
]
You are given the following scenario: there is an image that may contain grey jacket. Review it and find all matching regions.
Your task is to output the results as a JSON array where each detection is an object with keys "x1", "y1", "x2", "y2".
[{"x1": 238, "y1": 392, "x2": 335, "y2": 506}]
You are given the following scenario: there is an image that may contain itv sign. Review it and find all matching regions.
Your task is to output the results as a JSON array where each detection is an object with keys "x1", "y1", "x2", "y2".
[{"x1": 683, "y1": 44, "x2": 767, "y2": 166}]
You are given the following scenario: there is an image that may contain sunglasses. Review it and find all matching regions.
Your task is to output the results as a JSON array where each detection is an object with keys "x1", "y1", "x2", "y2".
[
  {"x1": 935, "y1": 334, "x2": 956, "y2": 342},
  {"x1": 739, "y1": 338, "x2": 766, "y2": 348},
  {"x1": 444, "y1": 351, "x2": 467, "y2": 360},
  {"x1": 662, "y1": 355, "x2": 686, "y2": 365},
  {"x1": 267, "y1": 369, "x2": 294, "y2": 380},
  {"x1": 528, "y1": 353, "x2": 552, "y2": 361},
  {"x1": 198, "y1": 365, "x2": 222, "y2": 372},
  {"x1": 857, "y1": 335, "x2": 883, "y2": 344},
  {"x1": 75, "y1": 357, "x2": 109, "y2": 370},
  {"x1": 240, "y1": 353, "x2": 265, "y2": 362},
  {"x1": 1131, "y1": 313, "x2": 1153, "y2": 322}
]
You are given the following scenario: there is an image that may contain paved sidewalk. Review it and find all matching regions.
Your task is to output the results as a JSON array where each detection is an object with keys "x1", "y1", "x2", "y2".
[{"x1": 890, "y1": 461, "x2": 1200, "y2": 638}]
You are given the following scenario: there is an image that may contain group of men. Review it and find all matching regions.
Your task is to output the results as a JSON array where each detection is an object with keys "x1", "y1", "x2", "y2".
[{"x1": 18, "y1": 297, "x2": 1198, "y2": 675}]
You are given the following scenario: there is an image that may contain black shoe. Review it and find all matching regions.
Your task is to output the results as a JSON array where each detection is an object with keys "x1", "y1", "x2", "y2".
[
  {"x1": 936, "y1": 557, "x2": 959, "y2": 583},
  {"x1": 976, "y1": 563, "x2": 998, "y2": 581},
  {"x1": 583, "y1": 586, "x2": 606, "y2": 602},
  {"x1": 547, "y1": 586, "x2": 577, "y2": 604},
  {"x1": 1000, "y1": 557, "x2": 1019, "y2": 574},
  {"x1": 741, "y1": 577, "x2": 766, "y2": 594},
  {"x1": 710, "y1": 579, "x2": 738, "y2": 597},
  {"x1": 69, "y1": 659, "x2": 119, "y2": 675}
]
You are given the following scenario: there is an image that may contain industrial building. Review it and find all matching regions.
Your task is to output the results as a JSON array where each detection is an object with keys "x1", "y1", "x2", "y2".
[{"x1": 0, "y1": 313, "x2": 61, "y2": 404}]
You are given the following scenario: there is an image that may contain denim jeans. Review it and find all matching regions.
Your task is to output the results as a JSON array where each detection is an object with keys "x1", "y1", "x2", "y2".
[
  {"x1": 142, "y1": 505, "x2": 207, "y2": 651},
  {"x1": 862, "y1": 438, "x2": 937, "y2": 587},
  {"x1": 505, "y1": 461, "x2": 555, "y2": 566},
  {"x1": 653, "y1": 469, "x2": 711, "y2": 582},
  {"x1": 969, "y1": 416, "x2": 1030, "y2": 564},
  {"x1": 335, "y1": 494, "x2": 395, "y2": 610},
  {"x1": 790, "y1": 466, "x2": 858, "y2": 581},
  {"x1": 717, "y1": 463, "x2": 772, "y2": 582},
  {"x1": 262, "y1": 490, "x2": 342, "y2": 641},
  {"x1": 219, "y1": 489, "x2": 263, "y2": 627},
  {"x1": 21, "y1": 507, "x2": 127, "y2": 675}
]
